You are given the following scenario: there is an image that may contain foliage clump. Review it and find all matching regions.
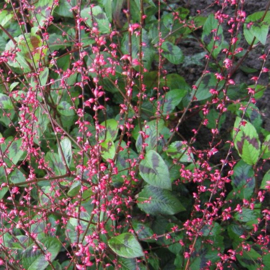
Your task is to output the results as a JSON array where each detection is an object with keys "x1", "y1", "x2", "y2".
[{"x1": 0, "y1": 0, "x2": 270, "y2": 269}]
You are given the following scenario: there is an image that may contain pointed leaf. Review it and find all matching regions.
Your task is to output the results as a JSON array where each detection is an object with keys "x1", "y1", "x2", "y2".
[
  {"x1": 58, "y1": 137, "x2": 72, "y2": 167},
  {"x1": 108, "y1": 233, "x2": 144, "y2": 258},
  {"x1": 157, "y1": 89, "x2": 187, "y2": 115},
  {"x1": 81, "y1": 6, "x2": 110, "y2": 34},
  {"x1": 244, "y1": 11, "x2": 270, "y2": 45},
  {"x1": 161, "y1": 41, "x2": 184, "y2": 64},
  {"x1": 21, "y1": 236, "x2": 61, "y2": 270},
  {"x1": 232, "y1": 160, "x2": 255, "y2": 199},
  {"x1": 137, "y1": 185, "x2": 185, "y2": 215},
  {"x1": 233, "y1": 117, "x2": 261, "y2": 165},
  {"x1": 0, "y1": 93, "x2": 14, "y2": 109},
  {"x1": 67, "y1": 181, "x2": 81, "y2": 197},
  {"x1": 166, "y1": 141, "x2": 193, "y2": 162},
  {"x1": 262, "y1": 134, "x2": 270, "y2": 159},
  {"x1": 7, "y1": 138, "x2": 26, "y2": 165},
  {"x1": 101, "y1": 140, "x2": 115, "y2": 160},
  {"x1": 100, "y1": 119, "x2": 118, "y2": 141},
  {"x1": 139, "y1": 150, "x2": 171, "y2": 190},
  {"x1": 260, "y1": 169, "x2": 270, "y2": 190}
]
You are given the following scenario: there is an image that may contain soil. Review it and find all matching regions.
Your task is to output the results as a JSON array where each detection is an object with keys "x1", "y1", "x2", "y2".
[
  {"x1": 183, "y1": 0, "x2": 270, "y2": 130},
  {"x1": 174, "y1": 0, "x2": 270, "y2": 183}
]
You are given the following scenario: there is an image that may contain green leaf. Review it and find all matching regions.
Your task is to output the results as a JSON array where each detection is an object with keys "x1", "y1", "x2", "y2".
[
  {"x1": 157, "y1": 89, "x2": 187, "y2": 115},
  {"x1": 54, "y1": 0, "x2": 75, "y2": 18},
  {"x1": 202, "y1": 13, "x2": 226, "y2": 57},
  {"x1": 235, "y1": 103, "x2": 262, "y2": 132},
  {"x1": 140, "y1": 150, "x2": 171, "y2": 190},
  {"x1": 234, "y1": 208, "x2": 259, "y2": 223},
  {"x1": 244, "y1": 11, "x2": 270, "y2": 45},
  {"x1": 22, "y1": 236, "x2": 61, "y2": 270},
  {"x1": 118, "y1": 257, "x2": 142, "y2": 270},
  {"x1": 39, "y1": 67, "x2": 49, "y2": 87},
  {"x1": 101, "y1": 140, "x2": 116, "y2": 160},
  {"x1": 108, "y1": 233, "x2": 144, "y2": 258},
  {"x1": 136, "y1": 120, "x2": 168, "y2": 152},
  {"x1": 10, "y1": 169, "x2": 26, "y2": 185},
  {"x1": 182, "y1": 52, "x2": 206, "y2": 67},
  {"x1": 100, "y1": 0, "x2": 113, "y2": 22},
  {"x1": 0, "y1": 93, "x2": 14, "y2": 109},
  {"x1": 81, "y1": 6, "x2": 110, "y2": 34},
  {"x1": 137, "y1": 185, "x2": 185, "y2": 215},
  {"x1": 32, "y1": 0, "x2": 55, "y2": 27},
  {"x1": 262, "y1": 134, "x2": 270, "y2": 159},
  {"x1": 231, "y1": 160, "x2": 255, "y2": 199},
  {"x1": 9, "y1": 82, "x2": 19, "y2": 92},
  {"x1": 260, "y1": 169, "x2": 270, "y2": 190},
  {"x1": 0, "y1": 187, "x2": 8, "y2": 199},
  {"x1": 236, "y1": 248, "x2": 261, "y2": 270},
  {"x1": 203, "y1": 108, "x2": 226, "y2": 130},
  {"x1": 161, "y1": 41, "x2": 184, "y2": 64},
  {"x1": 33, "y1": 107, "x2": 50, "y2": 144},
  {"x1": 233, "y1": 117, "x2": 261, "y2": 165},
  {"x1": 5, "y1": 33, "x2": 48, "y2": 71},
  {"x1": 263, "y1": 253, "x2": 270, "y2": 268},
  {"x1": 45, "y1": 152, "x2": 65, "y2": 175},
  {"x1": 0, "y1": 10, "x2": 13, "y2": 27},
  {"x1": 100, "y1": 119, "x2": 118, "y2": 141},
  {"x1": 67, "y1": 181, "x2": 81, "y2": 197},
  {"x1": 7, "y1": 138, "x2": 26, "y2": 165},
  {"x1": 192, "y1": 73, "x2": 224, "y2": 101},
  {"x1": 58, "y1": 137, "x2": 72, "y2": 167},
  {"x1": 132, "y1": 220, "x2": 155, "y2": 243},
  {"x1": 66, "y1": 211, "x2": 93, "y2": 244},
  {"x1": 57, "y1": 101, "x2": 75, "y2": 116},
  {"x1": 165, "y1": 141, "x2": 193, "y2": 163}
]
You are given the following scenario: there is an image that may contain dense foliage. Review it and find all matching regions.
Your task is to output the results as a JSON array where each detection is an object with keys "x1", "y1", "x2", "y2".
[{"x1": 0, "y1": 0, "x2": 270, "y2": 269}]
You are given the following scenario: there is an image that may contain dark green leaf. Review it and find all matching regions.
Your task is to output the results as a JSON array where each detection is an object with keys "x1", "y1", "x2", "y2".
[
  {"x1": 139, "y1": 150, "x2": 171, "y2": 190},
  {"x1": 22, "y1": 236, "x2": 61, "y2": 270},
  {"x1": 137, "y1": 185, "x2": 185, "y2": 215},
  {"x1": 108, "y1": 233, "x2": 144, "y2": 258},
  {"x1": 231, "y1": 160, "x2": 255, "y2": 199},
  {"x1": 161, "y1": 41, "x2": 184, "y2": 65},
  {"x1": 81, "y1": 6, "x2": 110, "y2": 34},
  {"x1": 233, "y1": 117, "x2": 261, "y2": 165},
  {"x1": 165, "y1": 141, "x2": 193, "y2": 162}
]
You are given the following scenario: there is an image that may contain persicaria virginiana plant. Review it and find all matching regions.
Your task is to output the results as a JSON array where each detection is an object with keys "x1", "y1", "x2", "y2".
[{"x1": 0, "y1": 0, "x2": 270, "y2": 269}]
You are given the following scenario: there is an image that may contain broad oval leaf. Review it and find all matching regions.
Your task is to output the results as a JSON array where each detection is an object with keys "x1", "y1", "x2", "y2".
[
  {"x1": 81, "y1": 6, "x2": 110, "y2": 34},
  {"x1": 166, "y1": 141, "x2": 193, "y2": 162},
  {"x1": 137, "y1": 185, "x2": 185, "y2": 215},
  {"x1": 7, "y1": 138, "x2": 26, "y2": 165},
  {"x1": 108, "y1": 233, "x2": 144, "y2": 258},
  {"x1": 156, "y1": 89, "x2": 187, "y2": 116},
  {"x1": 0, "y1": 93, "x2": 14, "y2": 109},
  {"x1": 139, "y1": 150, "x2": 171, "y2": 190},
  {"x1": 136, "y1": 120, "x2": 168, "y2": 152},
  {"x1": 100, "y1": 119, "x2": 119, "y2": 141},
  {"x1": 101, "y1": 140, "x2": 116, "y2": 160},
  {"x1": 22, "y1": 236, "x2": 61, "y2": 270},
  {"x1": 244, "y1": 11, "x2": 270, "y2": 45},
  {"x1": 161, "y1": 41, "x2": 184, "y2": 64},
  {"x1": 231, "y1": 160, "x2": 255, "y2": 199},
  {"x1": 233, "y1": 117, "x2": 261, "y2": 165}
]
